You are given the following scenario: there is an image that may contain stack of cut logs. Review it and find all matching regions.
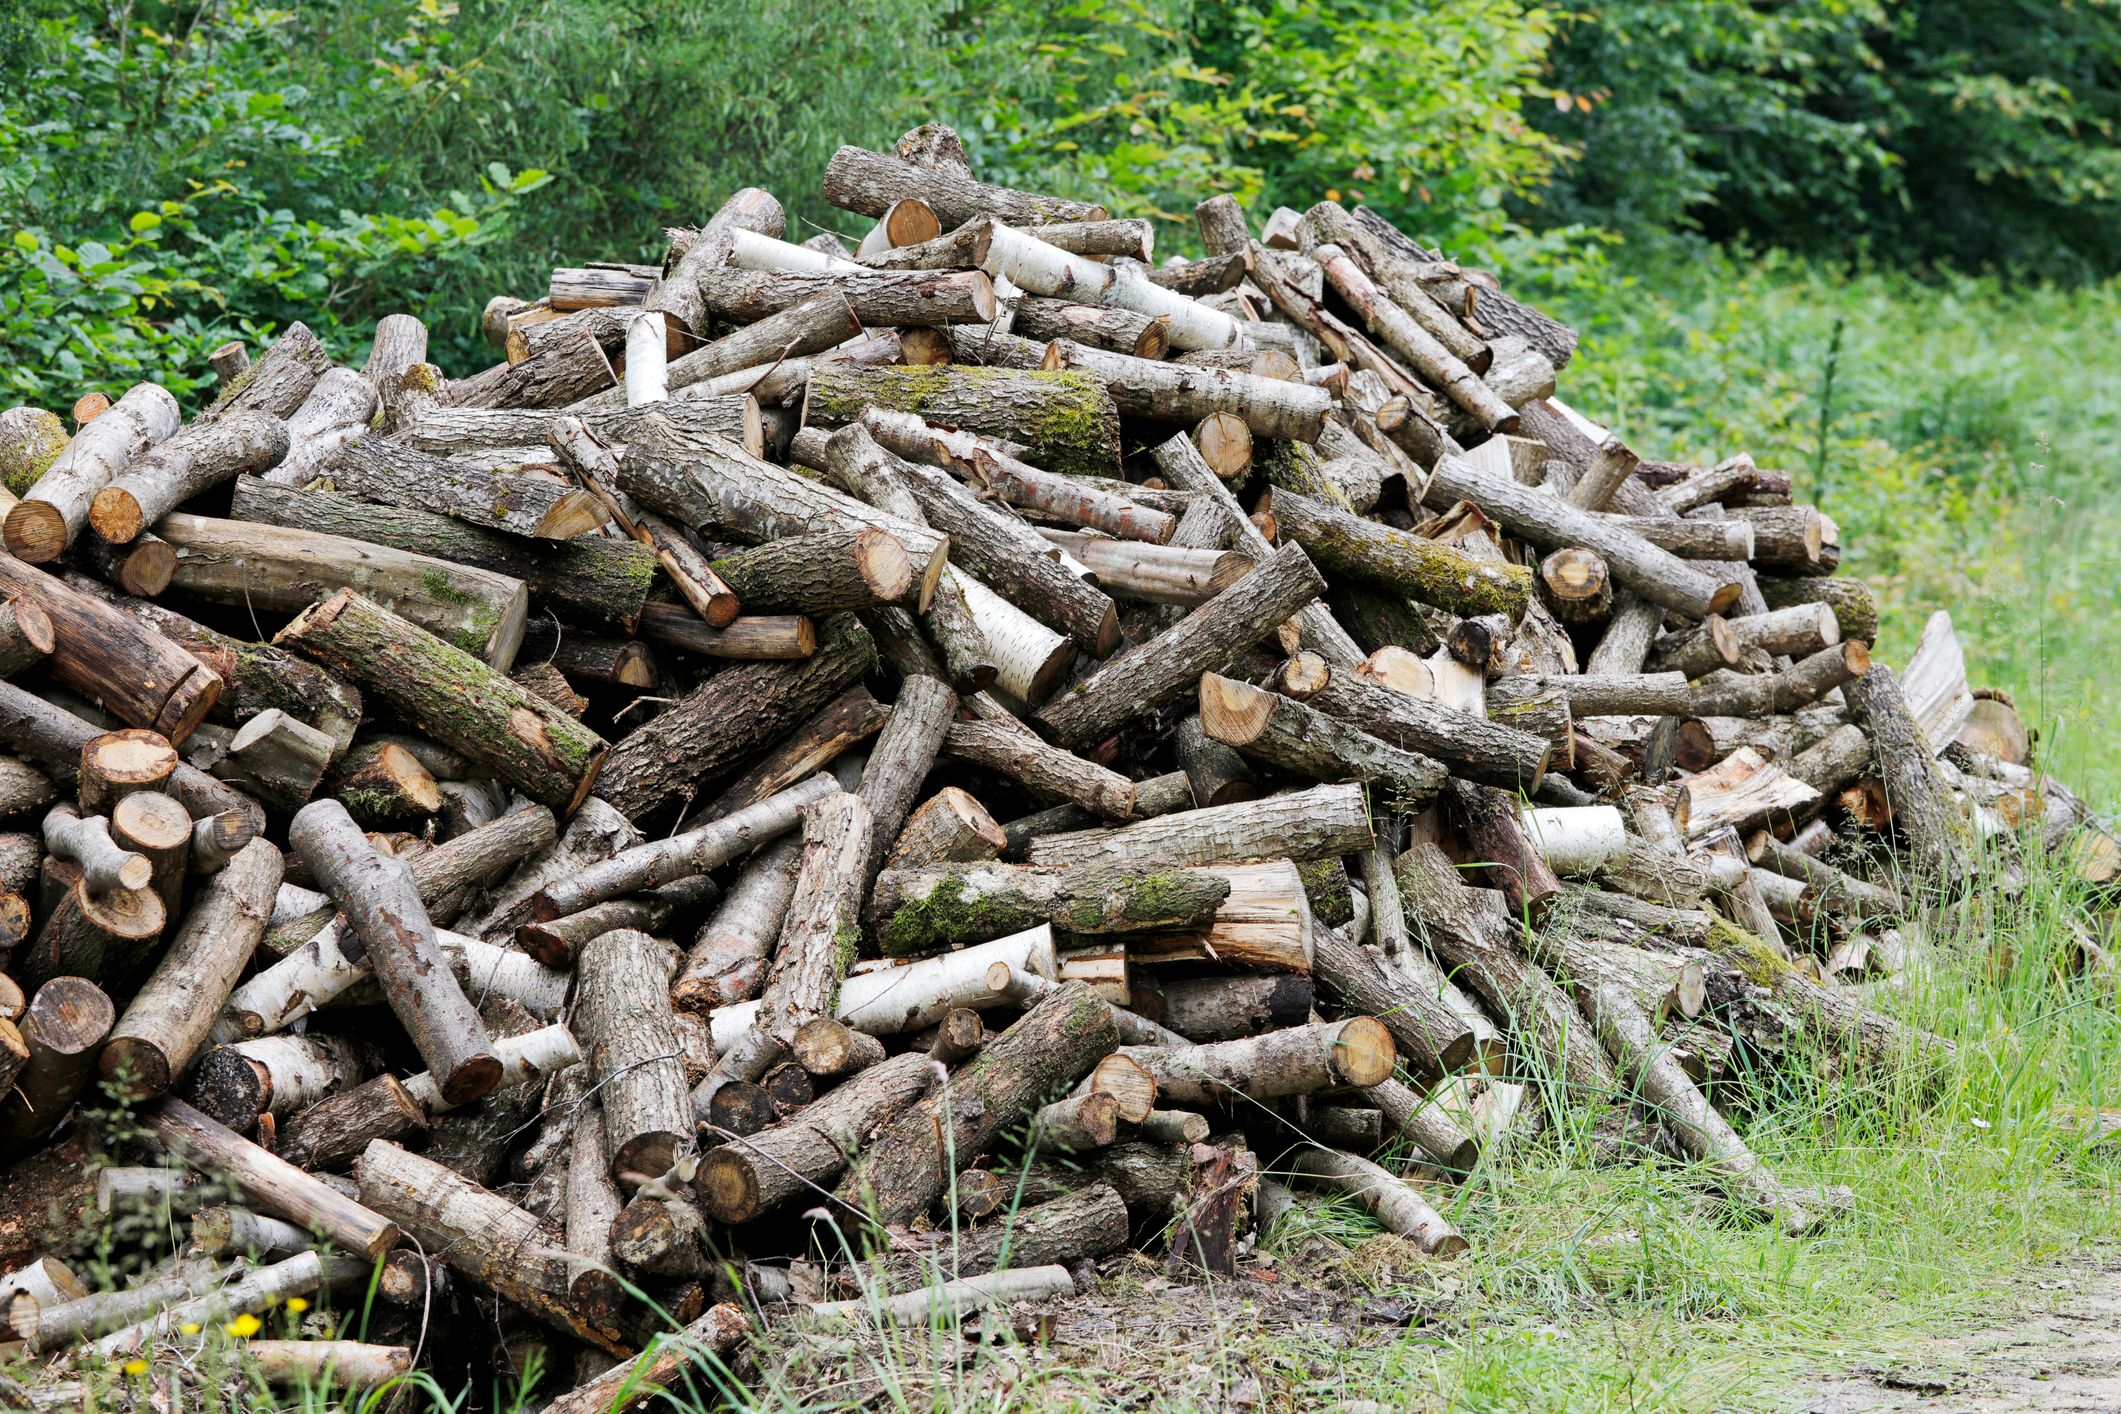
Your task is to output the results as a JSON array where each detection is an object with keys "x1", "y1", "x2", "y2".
[{"x1": 0, "y1": 121, "x2": 2110, "y2": 1408}]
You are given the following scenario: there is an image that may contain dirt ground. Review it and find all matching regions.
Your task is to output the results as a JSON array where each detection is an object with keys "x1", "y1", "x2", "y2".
[{"x1": 1802, "y1": 1252, "x2": 2121, "y2": 1413}]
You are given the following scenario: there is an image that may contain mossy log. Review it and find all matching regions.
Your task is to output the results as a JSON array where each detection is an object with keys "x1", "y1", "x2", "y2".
[
  {"x1": 807, "y1": 364, "x2": 1122, "y2": 479},
  {"x1": 869, "y1": 862, "x2": 1229, "y2": 956}
]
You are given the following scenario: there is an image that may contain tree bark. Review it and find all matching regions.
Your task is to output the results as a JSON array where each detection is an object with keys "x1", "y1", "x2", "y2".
[
  {"x1": 1125, "y1": 1017, "x2": 1395, "y2": 1106},
  {"x1": 808, "y1": 364, "x2": 1122, "y2": 479},
  {"x1": 279, "y1": 592, "x2": 606, "y2": 812},
  {"x1": 1199, "y1": 672, "x2": 1447, "y2": 807},
  {"x1": 824, "y1": 142, "x2": 1104, "y2": 228},
  {"x1": 0, "y1": 978, "x2": 110, "y2": 1154},
  {"x1": 836, "y1": 982, "x2": 1118, "y2": 1225},
  {"x1": 276, "y1": 1074, "x2": 429, "y2": 1173},
  {"x1": 1310, "y1": 924, "x2": 1479, "y2": 1077},
  {"x1": 186, "y1": 1032, "x2": 370, "y2": 1131},
  {"x1": 870, "y1": 861, "x2": 1228, "y2": 956},
  {"x1": 886, "y1": 787, "x2": 1007, "y2": 871},
  {"x1": 445, "y1": 332, "x2": 615, "y2": 411},
  {"x1": 1039, "y1": 338, "x2": 1330, "y2": 441},
  {"x1": 1029, "y1": 782, "x2": 1371, "y2": 870},
  {"x1": 755, "y1": 791, "x2": 873, "y2": 1048},
  {"x1": 1275, "y1": 651, "x2": 1549, "y2": 790},
  {"x1": 575, "y1": 928, "x2": 693, "y2": 1183},
  {"x1": 1688, "y1": 642, "x2": 1871, "y2": 718},
  {"x1": 0, "y1": 556, "x2": 220, "y2": 741},
  {"x1": 101, "y1": 838, "x2": 280, "y2": 1099},
  {"x1": 670, "y1": 835, "x2": 802, "y2": 1013},
  {"x1": 148, "y1": 1097, "x2": 400, "y2": 1258},
  {"x1": 5, "y1": 383, "x2": 181, "y2": 562},
  {"x1": 322, "y1": 435, "x2": 606, "y2": 540},
  {"x1": 980, "y1": 224, "x2": 1243, "y2": 352}
]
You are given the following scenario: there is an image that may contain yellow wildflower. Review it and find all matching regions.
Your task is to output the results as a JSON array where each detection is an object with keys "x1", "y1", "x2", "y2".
[
  {"x1": 224, "y1": 1312, "x2": 262, "y2": 1338},
  {"x1": 123, "y1": 1359, "x2": 150, "y2": 1377},
  {"x1": 285, "y1": 1297, "x2": 309, "y2": 1313}
]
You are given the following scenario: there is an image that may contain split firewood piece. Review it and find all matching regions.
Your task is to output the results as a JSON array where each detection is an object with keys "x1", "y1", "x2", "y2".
[
  {"x1": 1029, "y1": 782, "x2": 1372, "y2": 870},
  {"x1": 101, "y1": 838, "x2": 282, "y2": 1099},
  {"x1": 1039, "y1": 337, "x2": 1330, "y2": 442},
  {"x1": 445, "y1": 331, "x2": 616, "y2": 410},
  {"x1": 670, "y1": 836, "x2": 803, "y2": 1013},
  {"x1": 886, "y1": 787, "x2": 1008, "y2": 871},
  {"x1": 843, "y1": 420, "x2": 1118, "y2": 652},
  {"x1": 598, "y1": 615, "x2": 875, "y2": 824},
  {"x1": 945, "y1": 718, "x2": 1139, "y2": 821},
  {"x1": 0, "y1": 557, "x2": 220, "y2": 741},
  {"x1": 278, "y1": 592, "x2": 607, "y2": 813},
  {"x1": 88, "y1": 411, "x2": 288, "y2": 546},
  {"x1": 575, "y1": 928, "x2": 692, "y2": 1182},
  {"x1": 809, "y1": 363, "x2": 1123, "y2": 479},
  {"x1": 1311, "y1": 923, "x2": 1479, "y2": 1076},
  {"x1": 0, "y1": 977, "x2": 110, "y2": 1153},
  {"x1": 1199, "y1": 673, "x2": 1447, "y2": 807},
  {"x1": 869, "y1": 862, "x2": 1229, "y2": 957},
  {"x1": 290, "y1": 799, "x2": 500, "y2": 1106},
  {"x1": 354, "y1": 1140, "x2": 625, "y2": 1353},
  {"x1": 1038, "y1": 543, "x2": 1326, "y2": 748},
  {"x1": 1310, "y1": 243, "x2": 1513, "y2": 431},
  {"x1": 1424, "y1": 455, "x2": 1740, "y2": 619},
  {"x1": 754, "y1": 791, "x2": 873, "y2": 1050},
  {"x1": 323, "y1": 435, "x2": 607, "y2": 540},
  {"x1": 43, "y1": 803, "x2": 150, "y2": 899},
  {"x1": 1689, "y1": 641, "x2": 1869, "y2": 718},
  {"x1": 86, "y1": 589, "x2": 364, "y2": 762},
  {"x1": 5, "y1": 383, "x2": 181, "y2": 562},
  {"x1": 697, "y1": 1050, "x2": 938, "y2": 1224},
  {"x1": 185, "y1": 1032, "x2": 370, "y2": 1131},
  {"x1": 1679, "y1": 747, "x2": 1821, "y2": 838},
  {"x1": 276, "y1": 1075, "x2": 429, "y2": 1174},
  {"x1": 1899, "y1": 609, "x2": 1977, "y2": 757},
  {"x1": 1396, "y1": 840, "x2": 1618, "y2": 1100},
  {"x1": 160, "y1": 512, "x2": 529, "y2": 669},
  {"x1": 149, "y1": 1097, "x2": 401, "y2": 1258},
  {"x1": 232, "y1": 479, "x2": 654, "y2": 632},
  {"x1": 1150, "y1": 430, "x2": 1365, "y2": 668},
  {"x1": 836, "y1": 982, "x2": 1118, "y2": 1225},
  {"x1": 1262, "y1": 486, "x2": 1528, "y2": 622},
  {"x1": 1125, "y1": 1018, "x2": 1395, "y2": 1107},
  {"x1": 0, "y1": 595, "x2": 54, "y2": 681},
  {"x1": 1276, "y1": 650, "x2": 1550, "y2": 790},
  {"x1": 1584, "y1": 982, "x2": 1814, "y2": 1233},
  {"x1": 824, "y1": 142, "x2": 1104, "y2": 229},
  {"x1": 1286, "y1": 1147, "x2": 1467, "y2": 1256},
  {"x1": 534, "y1": 773, "x2": 834, "y2": 920}
]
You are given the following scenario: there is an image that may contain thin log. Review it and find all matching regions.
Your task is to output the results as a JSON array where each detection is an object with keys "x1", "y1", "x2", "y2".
[{"x1": 146, "y1": 1097, "x2": 400, "y2": 1259}]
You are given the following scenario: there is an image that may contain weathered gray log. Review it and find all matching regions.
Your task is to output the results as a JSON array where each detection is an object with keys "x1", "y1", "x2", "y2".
[
  {"x1": 1274, "y1": 651, "x2": 1549, "y2": 790},
  {"x1": 87, "y1": 411, "x2": 287, "y2": 544},
  {"x1": 147, "y1": 1097, "x2": 400, "y2": 1259},
  {"x1": 1124, "y1": 1017, "x2": 1396, "y2": 1106},
  {"x1": 1198, "y1": 673, "x2": 1447, "y2": 807},
  {"x1": 870, "y1": 862, "x2": 1229, "y2": 956},
  {"x1": 1028, "y1": 782, "x2": 1372, "y2": 870},
  {"x1": 576, "y1": 928, "x2": 693, "y2": 1182},
  {"x1": 6, "y1": 383, "x2": 182, "y2": 562}
]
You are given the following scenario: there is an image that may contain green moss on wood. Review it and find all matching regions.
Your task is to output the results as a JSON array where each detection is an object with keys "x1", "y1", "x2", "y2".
[
  {"x1": 1297, "y1": 857, "x2": 1356, "y2": 928},
  {"x1": 0, "y1": 408, "x2": 68, "y2": 496},
  {"x1": 809, "y1": 365, "x2": 1122, "y2": 478},
  {"x1": 879, "y1": 874, "x2": 1016, "y2": 957}
]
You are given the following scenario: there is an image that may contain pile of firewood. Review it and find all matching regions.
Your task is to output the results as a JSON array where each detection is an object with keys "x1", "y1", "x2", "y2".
[{"x1": 0, "y1": 120, "x2": 2111, "y2": 1409}]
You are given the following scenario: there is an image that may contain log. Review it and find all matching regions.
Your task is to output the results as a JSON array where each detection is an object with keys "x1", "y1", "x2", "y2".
[
  {"x1": 278, "y1": 592, "x2": 607, "y2": 812},
  {"x1": 638, "y1": 604, "x2": 815, "y2": 661},
  {"x1": 1759, "y1": 576, "x2": 1879, "y2": 643},
  {"x1": 1014, "y1": 299, "x2": 1172, "y2": 358},
  {"x1": 980, "y1": 223, "x2": 1243, "y2": 352},
  {"x1": 445, "y1": 332, "x2": 615, "y2": 410},
  {"x1": 5, "y1": 383, "x2": 181, "y2": 562},
  {"x1": 1029, "y1": 782, "x2": 1371, "y2": 870},
  {"x1": 245, "y1": 1341, "x2": 414, "y2": 1389},
  {"x1": 1310, "y1": 924, "x2": 1478, "y2": 1076},
  {"x1": 1846, "y1": 663, "x2": 1972, "y2": 883},
  {"x1": 595, "y1": 615, "x2": 875, "y2": 824},
  {"x1": 835, "y1": 982, "x2": 1118, "y2": 1225},
  {"x1": 215, "y1": 709, "x2": 335, "y2": 811},
  {"x1": 17, "y1": 1258, "x2": 223, "y2": 1352},
  {"x1": 708, "y1": 529, "x2": 913, "y2": 615},
  {"x1": 808, "y1": 364, "x2": 1123, "y2": 479},
  {"x1": 1423, "y1": 456, "x2": 1739, "y2": 619},
  {"x1": 101, "y1": 839, "x2": 281, "y2": 1099},
  {"x1": 289, "y1": 799, "x2": 500, "y2": 1105},
  {"x1": 1199, "y1": 673, "x2": 1447, "y2": 807},
  {"x1": 88, "y1": 411, "x2": 288, "y2": 545},
  {"x1": 1493, "y1": 671, "x2": 1691, "y2": 719},
  {"x1": 92, "y1": 1252, "x2": 333, "y2": 1358},
  {"x1": 885, "y1": 787, "x2": 1007, "y2": 872},
  {"x1": 1039, "y1": 339, "x2": 1329, "y2": 442},
  {"x1": 945, "y1": 718, "x2": 1138, "y2": 821},
  {"x1": 321, "y1": 435, "x2": 607, "y2": 541},
  {"x1": 0, "y1": 978, "x2": 112, "y2": 1153},
  {"x1": 871, "y1": 862, "x2": 1229, "y2": 956},
  {"x1": 538, "y1": 1305, "x2": 750, "y2": 1414},
  {"x1": 22, "y1": 872, "x2": 164, "y2": 989},
  {"x1": 354, "y1": 1139, "x2": 625, "y2": 1352},
  {"x1": 0, "y1": 406, "x2": 68, "y2": 497},
  {"x1": 1310, "y1": 244, "x2": 1511, "y2": 431},
  {"x1": 518, "y1": 886, "x2": 702, "y2": 972},
  {"x1": 576, "y1": 928, "x2": 694, "y2": 1182},
  {"x1": 0, "y1": 597, "x2": 50, "y2": 688},
  {"x1": 640, "y1": 187, "x2": 786, "y2": 348},
  {"x1": 824, "y1": 143, "x2": 1105, "y2": 228},
  {"x1": 0, "y1": 755, "x2": 55, "y2": 820},
  {"x1": 186, "y1": 1032, "x2": 369, "y2": 1130},
  {"x1": 147, "y1": 1097, "x2": 401, "y2": 1259},
  {"x1": 1275, "y1": 651, "x2": 1549, "y2": 790},
  {"x1": 1155, "y1": 974, "x2": 1312, "y2": 1045},
  {"x1": 670, "y1": 836, "x2": 803, "y2": 1014},
  {"x1": 42, "y1": 804, "x2": 149, "y2": 894},
  {"x1": 1127, "y1": 1018, "x2": 1394, "y2": 1108},
  {"x1": 755, "y1": 791, "x2": 873, "y2": 1048},
  {"x1": 200, "y1": 322, "x2": 329, "y2": 422},
  {"x1": 1688, "y1": 642, "x2": 1870, "y2": 718},
  {"x1": 0, "y1": 557, "x2": 221, "y2": 741},
  {"x1": 76, "y1": 729, "x2": 176, "y2": 816},
  {"x1": 1261, "y1": 486, "x2": 1528, "y2": 621},
  {"x1": 277, "y1": 1074, "x2": 429, "y2": 1173}
]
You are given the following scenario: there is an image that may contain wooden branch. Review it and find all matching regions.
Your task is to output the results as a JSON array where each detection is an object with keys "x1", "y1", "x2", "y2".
[
  {"x1": 870, "y1": 862, "x2": 1229, "y2": 956},
  {"x1": 147, "y1": 1097, "x2": 400, "y2": 1259},
  {"x1": 1029, "y1": 782, "x2": 1372, "y2": 870},
  {"x1": 1041, "y1": 338, "x2": 1330, "y2": 440},
  {"x1": 0, "y1": 556, "x2": 221, "y2": 741},
  {"x1": 1275, "y1": 650, "x2": 1549, "y2": 790}
]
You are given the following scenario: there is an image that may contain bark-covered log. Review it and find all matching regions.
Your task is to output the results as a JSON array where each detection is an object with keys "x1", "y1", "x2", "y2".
[
  {"x1": 0, "y1": 407, "x2": 69, "y2": 497},
  {"x1": 825, "y1": 143, "x2": 1104, "y2": 228},
  {"x1": 808, "y1": 364, "x2": 1122, "y2": 479},
  {"x1": 1310, "y1": 244, "x2": 1511, "y2": 431},
  {"x1": 290, "y1": 799, "x2": 500, "y2": 1106},
  {"x1": 1199, "y1": 673, "x2": 1447, "y2": 807},
  {"x1": 945, "y1": 718, "x2": 1138, "y2": 821},
  {"x1": 1029, "y1": 782, "x2": 1371, "y2": 870},
  {"x1": 1310, "y1": 923, "x2": 1478, "y2": 1077},
  {"x1": 1014, "y1": 299, "x2": 1172, "y2": 358},
  {"x1": 1275, "y1": 651, "x2": 1550, "y2": 790},
  {"x1": 276, "y1": 1074, "x2": 429, "y2": 1173},
  {"x1": 1846, "y1": 662, "x2": 1973, "y2": 883},
  {"x1": 1262, "y1": 486, "x2": 1529, "y2": 621},
  {"x1": 279, "y1": 592, "x2": 606, "y2": 812},
  {"x1": 23, "y1": 870, "x2": 164, "y2": 989},
  {"x1": 5, "y1": 383, "x2": 181, "y2": 562},
  {"x1": 835, "y1": 982, "x2": 1118, "y2": 1225},
  {"x1": 577, "y1": 928, "x2": 693, "y2": 1182},
  {"x1": 870, "y1": 861, "x2": 1229, "y2": 956},
  {"x1": 670, "y1": 835, "x2": 802, "y2": 1014},
  {"x1": 101, "y1": 839, "x2": 281, "y2": 1099},
  {"x1": 445, "y1": 331, "x2": 616, "y2": 410},
  {"x1": 980, "y1": 223, "x2": 1243, "y2": 352},
  {"x1": 0, "y1": 978, "x2": 111, "y2": 1154},
  {"x1": 0, "y1": 556, "x2": 220, "y2": 741},
  {"x1": 1040, "y1": 338, "x2": 1330, "y2": 441},
  {"x1": 886, "y1": 787, "x2": 1008, "y2": 871},
  {"x1": 186, "y1": 1032, "x2": 370, "y2": 1131},
  {"x1": 1152, "y1": 974, "x2": 1310, "y2": 1045},
  {"x1": 1037, "y1": 543, "x2": 1325, "y2": 748},
  {"x1": 148, "y1": 1097, "x2": 400, "y2": 1258},
  {"x1": 1125, "y1": 1017, "x2": 1395, "y2": 1106},
  {"x1": 1688, "y1": 642, "x2": 1870, "y2": 718},
  {"x1": 755, "y1": 790, "x2": 872, "y2": 1049},
  {"x1": 323, "y1": 435, "x2": 607, "y2": 541}
]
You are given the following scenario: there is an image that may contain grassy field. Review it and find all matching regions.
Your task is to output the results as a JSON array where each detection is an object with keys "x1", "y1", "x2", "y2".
[{"x1": 34, "y1": 260, "x2": 2121, "y2": 1413}]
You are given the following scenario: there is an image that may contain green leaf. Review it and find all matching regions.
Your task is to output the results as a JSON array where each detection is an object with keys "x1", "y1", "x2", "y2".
[{"x1": 129, "y1": 211, "x2": 162, "y2": 232}]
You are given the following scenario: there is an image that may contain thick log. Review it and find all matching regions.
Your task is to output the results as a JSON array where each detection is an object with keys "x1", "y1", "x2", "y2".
[
  {"x1": 1153, "y1": 973, "x2": 1310, "y2": 1045},
  {"x1": 0, "y1": 978, "x2": 107, "y2": 1152},
  {"x1": 670, "y1": 836, "x2": 803, "y2": 1014},
  {"x1": 5, "y1": 383, "x2": 181, "y2": 562},
  {"x1": 201, "y1": 322, "x2": 329, "y2": 422},
  {"x1": 1311, "y1": 924, "x2": 1478, "y2": 1076},
  {"x1": 1688, "y1": 642, "x2": 1871, "y2": 718},
  {"x1": 322, "y1": 435, "x2": 606, "y2": 540},
  {"x1": 1261, "y1": 486, "x2": 1528, "y2": 621},
  {"x1": 755, "y1": 791, "x2": 873, "y2": 1048},
  {"x1": 0, "y1": 755, "x2": 55, "y2": 822},
  {"x1": 871, "y1": 862, "x2": 1228, "y2": 956},
  {"x1": 0, "y1": 557, "x2": 220, "y2": 741},
  {"x1": 1037, "y1": 543, "x2": 1325, "y2": 747},
  {"x1": 87, "y1": 411, "x2": 288, "y2": 544},
  {"x1": 290, "y1": 799, "x2": 499, "y2": 1105},
  {"x1": 279, "y1": 592, "x2": 606, "y2": 812},
  {"x1": 23, "y1": 872, "x2": 163, "y2": 989},
  {"x1": 445, "y1": 332, "x2": 615, "y2": 410},
  {"x1": 354, "y1": 1139, "x2": 625, "y2": 1352},
  {"x1": 1585, "y1": 594, "x2": 1664, "y2": 676},
  {"x1": 1275, "y1": 651, "x2": 1549, "y2": 790},
  {"x1": 1423, "y1": 456, "x2": 1739, "y2": 619},
  {"x1": 0, "y1": 406, "x2": 68, "y2": 497},
  {"x1": 808, "y1": 364, "x2": 1122, "y2": 479},
  {"x1": 1496, "y1": 671, "x2": 1691, "y2": 719},
  {"x1": 641, "y1": 187, "x2": 785, "y2": 349},
  {"x1": 276, "y1": 1074, "x2": 429, "y2": 1173},
  {"x1": 1759, "y1": 576, "x2": 1879, "y2": 642},
  {"x1": 160, "y1": 511, "x2": 529, "y2": 669},
  {"x1": 638, "y1": 604, "x2": 814, "y2": 661},
  {"x1": 1014, "y1": 299, "x2": 1171, "y2": 358},
  {"x1": 825, "y1": 143, "x2": 1103, "y2": 227},
  {"x1": 147, "y1": 1097, "x2": 400, "y2": 1258},
  {"x1": 1126, "y1": 1017, "x2": 1394, "y2": 1106},
  {"x1": 836, "y1": 982, "x2": 1118, "y2": 1224},
  {"x1": 1199, "y1": 673, "x2": 1446, "y2": 807},
  {"x1": 945, "y1": 718, "x2": 1137, "y2": 821},
  {"x1": 886, "y1": 787, "x2": 1007, "y2": 871},
  {"x1": 577, "y1": 928, "x2": 693, "y2": 1182},
  {"x1": 1029, "y1": 782, "x2": 1370, "y2": 870},
  {"x1": 101, "y1": 839, "x2": 281, "y2": 1099},
  {"x1": 710, "y1": 530, "x2": 913, "y2": 615},
  {"x1": 186, "y1": 1032, "x2": 369, "y2": 1130},
  {"x1": 1846, "y1": 663, "x2": 1972, "y2": 883},
  {"x1": 1040, "y1": 339, "x2": 1330, "y2": 441}
]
